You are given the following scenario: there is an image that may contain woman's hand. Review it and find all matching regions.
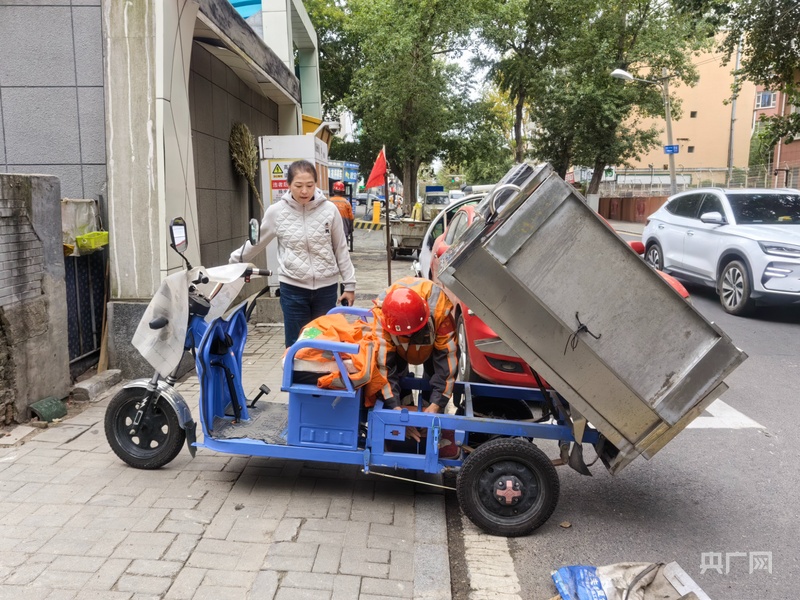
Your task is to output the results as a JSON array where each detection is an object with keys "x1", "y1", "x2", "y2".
[{"x1": 338, "y1": 290, "x2": 355, "y2": 306}]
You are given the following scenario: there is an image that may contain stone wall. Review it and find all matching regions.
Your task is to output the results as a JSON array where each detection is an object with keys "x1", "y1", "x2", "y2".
[{"x1": 0, "y1": 175, "x2": 70, "y2": 423}]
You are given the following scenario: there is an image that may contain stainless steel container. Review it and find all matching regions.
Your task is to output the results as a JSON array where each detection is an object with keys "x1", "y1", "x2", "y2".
[{"x1": 438, "y1": 163, "x2": 746, "y2": 474}]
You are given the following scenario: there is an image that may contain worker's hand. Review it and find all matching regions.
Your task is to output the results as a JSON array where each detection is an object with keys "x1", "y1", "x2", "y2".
[
  {"x1": 338, "y1": 291, "x2": 355, "y2": 307},
  {"x1": 393, "y1": 406, "x2": 422, "y2": 442},
  {"x1": 423, "y1": 403, "x2": 443, "y2": 414}
]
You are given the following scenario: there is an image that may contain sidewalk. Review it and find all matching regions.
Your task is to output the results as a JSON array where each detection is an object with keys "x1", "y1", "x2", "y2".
[
  {"x1": 606, "y1": 219, "x2": 645, "y2": 236},
  {"x1": 0, "y1": 229, "x2": 451, "y2": 600}
]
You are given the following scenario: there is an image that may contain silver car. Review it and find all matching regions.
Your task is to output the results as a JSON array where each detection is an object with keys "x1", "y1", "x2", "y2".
[{"x1": 642, "y1": 187, "x2": 800, "y2": 315}]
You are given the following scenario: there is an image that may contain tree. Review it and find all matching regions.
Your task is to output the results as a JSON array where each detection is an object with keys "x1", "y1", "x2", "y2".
[
  {"x1": 346, "y1": 0, "x2": 476, "y2": 212},
  {"x1": 441, "y1": 90, "x2": 515, "y2": 185},
  {"x1": 476, "y1": 0, "x2": 575, "y2": 163},
  {"x1": 527, "y1": 0, "x2": 713, "y2": 193}
]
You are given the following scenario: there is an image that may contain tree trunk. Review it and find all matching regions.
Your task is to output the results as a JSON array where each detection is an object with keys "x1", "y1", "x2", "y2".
[
  {"x1": 403, "y1": 159, "x2": 420, "y2": 216},
  {"x1": 514, "y1": 89, "x2": 526, "y2": 164},
  {"x1": 587, "y1": 157, "x2": 605, "y2": 195}
]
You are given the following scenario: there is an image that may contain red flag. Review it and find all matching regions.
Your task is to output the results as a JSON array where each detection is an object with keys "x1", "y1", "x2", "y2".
[{"x1": 365, "y1": 147, "x2": 387, "y2": 189}]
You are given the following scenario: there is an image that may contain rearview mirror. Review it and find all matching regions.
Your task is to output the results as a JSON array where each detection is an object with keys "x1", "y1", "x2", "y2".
[
  {"x1": 249, "y1": 218, "x2": 260, "y2": 245},
  {"x1": 700, "y1": 211, "x2": 726, "y2": 225},
  {"x1": 169, "y1": 217, "x2": 188, "y2": 253}
]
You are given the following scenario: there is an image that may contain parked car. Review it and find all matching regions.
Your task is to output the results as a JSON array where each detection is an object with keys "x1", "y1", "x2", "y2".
[
  {"x1": 355, "y1": 192, "x2": 383, "y2": 207},
  {"x1": 642, "y1": 187, "x2": 800, "y2": 315},
  {"x1": 413, "y1": 194, "x2": 485, "y2": 280},
  {"x1": 430, "y1": 204, "x2": 691, "y2": 387}
]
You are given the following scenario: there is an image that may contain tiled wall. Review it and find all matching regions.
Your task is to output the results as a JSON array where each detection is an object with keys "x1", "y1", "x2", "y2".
[
  {"x1": 0, "y1": 1, "x2": 106, "y2": 204},
  {"x1": 189, "y1": 42, "x2": 279, "y2": 267}
]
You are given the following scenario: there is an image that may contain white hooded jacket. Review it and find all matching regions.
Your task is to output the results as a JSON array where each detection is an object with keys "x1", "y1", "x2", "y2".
[{"x1": 229, "y1": 188, "x2": 356, "y2": 291}]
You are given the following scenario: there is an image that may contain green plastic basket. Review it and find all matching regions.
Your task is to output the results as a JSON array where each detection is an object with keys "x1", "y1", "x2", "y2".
[{"x1": 75, "y1": 231, "x2": 109, "y2": 253}]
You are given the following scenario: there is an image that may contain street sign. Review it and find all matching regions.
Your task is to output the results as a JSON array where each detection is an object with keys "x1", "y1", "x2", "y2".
[{"x1": 664, "y1": 145, "x2": 679, "y2": 154}]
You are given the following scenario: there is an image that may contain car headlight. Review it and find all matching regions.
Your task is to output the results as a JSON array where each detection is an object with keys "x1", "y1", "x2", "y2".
[{"x1": 758, "y1": 241, "x2": 800, "y2": 258}]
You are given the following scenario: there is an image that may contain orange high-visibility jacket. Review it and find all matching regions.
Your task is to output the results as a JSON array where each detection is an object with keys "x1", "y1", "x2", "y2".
[
  {"x1": 286, "y1": 312, "x2": 387, "y2": 405},
  {"x1": 372, "y1": 277, "x2": 457, "y2": 408},
  {"x1": 330, "y1": 195, "x2": 354, "y2": 222}
]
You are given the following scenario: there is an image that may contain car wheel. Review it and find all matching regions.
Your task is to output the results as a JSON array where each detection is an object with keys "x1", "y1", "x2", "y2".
[
  {"x1": 719, "y1": 260, "x2": 756, "y2": 316},
  {"x1": 645, "y1": 242, "x2": 664, "y2": 270},
  {"x1": 456, "y1": 314, "x2": 482, "y2": 382}
]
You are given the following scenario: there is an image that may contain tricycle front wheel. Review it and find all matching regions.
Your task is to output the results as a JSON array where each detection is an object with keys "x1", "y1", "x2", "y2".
[
  {"x1": 105, "y1": 387, "x2": 185, "y2": 469},
  {"x1": 457, "y1": 438, "x2": 559, "y2": 537}
]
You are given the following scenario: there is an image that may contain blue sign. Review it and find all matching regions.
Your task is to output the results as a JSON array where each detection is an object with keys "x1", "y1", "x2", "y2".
[
  {"x1": 344, "y1": 162, "x2": 359, "y2": 183},
  {"x1": 664, "y1": 145, "x2": 679, "y2": 154}
]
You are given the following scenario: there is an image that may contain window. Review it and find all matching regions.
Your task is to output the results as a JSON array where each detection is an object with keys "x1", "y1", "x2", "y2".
[
  {"x1": 755, "y1": 91, "x2": 777, "y2": 109},
  {"x1": 726, "y1": 193, "x2": 800, "y2": 224},
  {"x1": 690, "y1": 111, "x2": 697, "y2": 118},
  {"x1": 444, "y1": 212, "x2": 466, "y2": 245},
  {"x1": 699, "y1": 194, "x2": 725, "y2": 218},
  {"x1": 687, "y1": 146, "x2": 695, "y2": 153},
  {"x1": 668, "y1": 194, "x2": 703, "y2": 219}
]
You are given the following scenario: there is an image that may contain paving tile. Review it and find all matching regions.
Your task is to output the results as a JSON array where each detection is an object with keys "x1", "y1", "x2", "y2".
[
  {"x1": 361, "y1": 577, "x2": 413, "y2": 598},
  {"x1": 115, "y1": 575, "x2": 172, "y2": 595},
  {"x1": 30, "y1": 569, "x2": 94, "y2": 590},
  {"x1": 126, "y1": 560, "x2": 183, "y2": 578},
  {"x1": 0, "y1": 426, "x2": 36, "y2": 446},
  {"x1": 31, "y1": 425, "x2": 90, "y2": 445},
  {"x1": 163, "y1": 567, "x2": 205, "y2": 600},
  {"x1": 83, "y1": 558, "x2": 130, "y2": 591},
  {"x1": 281, "y1": 571, "x2": 334, "y2": 590},
  {"x1": 192, "y1": 585, "x2": 248, "y2": 600},
  {"x1": 332, "y1": 574, "x2": 361, "y2": 600},
  {"x1": 275, "y1": 588, "x2": 331, "y2": 600},
  {"x1": 312, "y1": 544, "x2": 342, "y2": 574},
  {"x1": 250, "y1": 570, "x2": 279, "y2": 599}
]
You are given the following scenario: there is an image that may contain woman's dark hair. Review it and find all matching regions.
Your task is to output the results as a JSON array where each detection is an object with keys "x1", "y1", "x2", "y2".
[{"x1": 287, "y1": 160, "x2": 318, "y2": 184}]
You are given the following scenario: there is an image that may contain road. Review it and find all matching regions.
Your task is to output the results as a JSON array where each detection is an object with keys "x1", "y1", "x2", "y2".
[{"x1": 483, "y1": 241, "x2": 800, "y2": 600}]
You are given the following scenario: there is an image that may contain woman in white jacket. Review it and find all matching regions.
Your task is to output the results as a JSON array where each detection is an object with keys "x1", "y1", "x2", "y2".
[{"x1": 230, "y1": 160, "x2": 356, "y2": 347}]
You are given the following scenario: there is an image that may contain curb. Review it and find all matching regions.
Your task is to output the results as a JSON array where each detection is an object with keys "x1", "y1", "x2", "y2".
[{"x1": 72, "y1": 369, "x2": 123, "y2": 402}]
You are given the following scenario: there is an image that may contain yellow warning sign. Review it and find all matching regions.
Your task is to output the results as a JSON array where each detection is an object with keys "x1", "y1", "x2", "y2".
[{"x1": 272, "y1": 163, "x2": 284, "y2": 176}]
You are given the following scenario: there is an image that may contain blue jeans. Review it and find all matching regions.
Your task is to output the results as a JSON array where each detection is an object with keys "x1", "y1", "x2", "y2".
[{"x1": 279, "y1": 282, "x2": 339, "y2": 347}]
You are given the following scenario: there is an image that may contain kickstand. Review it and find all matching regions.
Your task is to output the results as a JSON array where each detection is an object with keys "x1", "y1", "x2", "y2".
[{"x1": 249, "y1": 384, "x2": 271, "y2": 408}]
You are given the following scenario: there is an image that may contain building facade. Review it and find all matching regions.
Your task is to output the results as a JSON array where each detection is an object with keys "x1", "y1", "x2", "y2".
[{"x1": 1, "y1": 0, "x2": 320, "y2": 382}]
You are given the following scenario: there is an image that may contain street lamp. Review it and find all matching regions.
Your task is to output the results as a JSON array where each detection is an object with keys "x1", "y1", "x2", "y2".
[{"x1": 611, "y1": 68, "x2": 677, "y2": 195}]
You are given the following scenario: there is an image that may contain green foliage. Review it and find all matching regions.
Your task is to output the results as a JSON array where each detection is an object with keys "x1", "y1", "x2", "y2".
[
  {"x1": 519, "y1": 0, "x2": 713, "y2": 191},
  {"x1": 345, "y1": 0, "x2": 478, "y2": 209},
  {"x1": 441, "y1": 93, "x2": 515, "y2": 185}
]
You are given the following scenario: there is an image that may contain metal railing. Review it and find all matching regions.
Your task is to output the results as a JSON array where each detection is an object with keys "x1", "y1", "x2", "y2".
[{"x1": 597, "y1": 160, "x2": 800, "y2": 197}]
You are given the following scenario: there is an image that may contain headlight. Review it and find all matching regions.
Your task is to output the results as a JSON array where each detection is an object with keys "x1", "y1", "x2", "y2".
[{"x1": 758, "y1": 241, "x2": 800, "y2": 258}]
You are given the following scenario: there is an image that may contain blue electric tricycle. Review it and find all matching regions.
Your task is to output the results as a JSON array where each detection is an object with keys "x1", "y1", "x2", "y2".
[{"x1": 105, "y1": 217, "x2": 601, "y2": 536}]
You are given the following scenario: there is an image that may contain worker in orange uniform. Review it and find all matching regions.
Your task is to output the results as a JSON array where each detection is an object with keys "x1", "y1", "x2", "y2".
[
  {"x1": 372, "y1": 277, "x2": 458, "y2": 414},
  {"x1": 329, "y1": 180, "x2": 354, "y2": 241}
]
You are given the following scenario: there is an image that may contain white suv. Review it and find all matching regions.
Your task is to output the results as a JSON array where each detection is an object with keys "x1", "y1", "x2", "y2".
[{"x1": 642, "y1": 188, "x2": 800, "y2": 316}]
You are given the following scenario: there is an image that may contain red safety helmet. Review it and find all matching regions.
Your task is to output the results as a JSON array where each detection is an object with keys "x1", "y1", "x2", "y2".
[
  {"x1": 381, "y1": 288, "x2": 428, "y2": 334},
  {"x1": 332, "y1": 181, "x2": 345, "y2": 192}
]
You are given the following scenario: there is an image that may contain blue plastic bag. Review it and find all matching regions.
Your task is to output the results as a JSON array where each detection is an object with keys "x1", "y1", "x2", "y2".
[{"x1": 551, "y1": 565, "x2": 609, "y2": 600}]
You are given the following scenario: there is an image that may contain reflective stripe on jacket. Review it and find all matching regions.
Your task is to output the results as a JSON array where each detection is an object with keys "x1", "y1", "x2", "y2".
[
  {"x1": 373, "y1": 276, "x2": 457, "y2": 407},
  {"x1": 286, "y1": 313, "x2": 387, "y2": 406}
]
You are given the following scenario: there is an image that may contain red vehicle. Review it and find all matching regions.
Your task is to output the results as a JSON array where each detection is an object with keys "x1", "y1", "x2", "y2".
[{"x1": 430, "y1": 205, "x2": 691, "y2": 388}]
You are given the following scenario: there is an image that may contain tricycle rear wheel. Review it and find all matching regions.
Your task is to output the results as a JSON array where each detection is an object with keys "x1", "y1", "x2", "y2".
[
  {"x1": 105, "y1": 387, "x2": 185, "y2": 469},
  {"x1": 457, "y1": 438, "x2": 559, "y2": 537}
]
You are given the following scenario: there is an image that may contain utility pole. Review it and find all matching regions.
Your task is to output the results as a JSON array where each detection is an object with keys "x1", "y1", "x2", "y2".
[
  {"x1": 661, "y1": 68, "x2": 677, "y2": 196},
  {"x1": 727, "y1": 37, "x2": 743, "y2": 186}
]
